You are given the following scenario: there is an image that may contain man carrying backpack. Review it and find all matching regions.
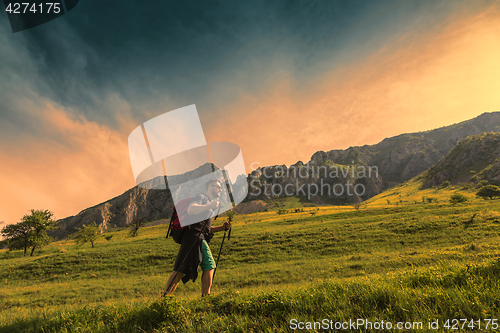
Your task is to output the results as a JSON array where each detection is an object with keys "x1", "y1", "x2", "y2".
[{"x1": 163, "y1": 179, "x2": 231, "y2": 297}]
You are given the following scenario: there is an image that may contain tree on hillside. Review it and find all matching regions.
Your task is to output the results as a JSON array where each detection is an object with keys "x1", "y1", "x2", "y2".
[
  {"x1": 1, "y1": 220, "x2": 33, "y2": 256},
  {"x1": 476, "y1": 185, "x2": 500, "y2": 200},
  {"x1": 75, "y1": 222, "x2": 100, "y2": 248},
  {"x1": 0, "y1": 238, "x2": 8, "y2": 249},
  {"x1": 24, "y1": 210, "x2": 57, "y2": 256},
  {"x1": 129, "y1": 217, "x2": 145, "y2": 237}
]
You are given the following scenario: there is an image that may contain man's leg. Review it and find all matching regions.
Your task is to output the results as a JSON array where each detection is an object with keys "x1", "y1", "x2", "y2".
[
  {"x1": 163, "y1": 271, "x2": 183, "y2": 296},
  {"x1": 200, "y1": 240, "x2": 216, "y2": 296},
  {"x1": 201, "y1": 269, "x2": 214, "y2": 296}
]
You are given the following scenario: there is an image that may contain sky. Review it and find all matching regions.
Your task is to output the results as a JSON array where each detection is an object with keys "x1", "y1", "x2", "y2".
[{"x1": 1, "y1": 0, "x2": 500, "y2": 225}]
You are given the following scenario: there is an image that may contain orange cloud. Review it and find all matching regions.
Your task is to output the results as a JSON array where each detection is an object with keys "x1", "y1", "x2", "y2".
[
  {"x1": 206, "y1": 4, "x2": 500, "y2": 173},
  {"x1": 0, "y1": 101, "x2": 137, "y2": 224},
  {"x1": 2, "y1": 3, "x2": 499, "y2": 226}
]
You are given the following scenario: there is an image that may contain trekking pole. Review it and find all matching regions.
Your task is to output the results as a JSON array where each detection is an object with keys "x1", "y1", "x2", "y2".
[{"x1": 212, "y1": 227, "x2": 227, "y2": 281}]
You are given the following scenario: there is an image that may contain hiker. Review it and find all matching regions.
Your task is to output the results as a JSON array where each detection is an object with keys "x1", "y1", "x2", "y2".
[{"x1": 163, "y1": 179, "x2": 231, "y2": 296}]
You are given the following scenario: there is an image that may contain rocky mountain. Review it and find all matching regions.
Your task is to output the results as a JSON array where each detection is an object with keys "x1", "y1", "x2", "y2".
[
  {"x1": 246, "y1": 112, "x2": 500, "y2": 203},
  {"x1": 52, "y1": 185, "x2": 172, "y2": 239},
  {"x1": 246, "y1": 160, "x2": 383, "y2": 205},
  {"x1": 422, "y1": 132, "x2": 500, "y2": 188},
  {"x1": 53, "y1": 112, "x2": 500, "y2": 238},
  {"x1": 310, "y1": 112, "x2": 500, "y2": 186},
  {"x1": 52, "y1": 163, "x2": 232, "y2": 239}
]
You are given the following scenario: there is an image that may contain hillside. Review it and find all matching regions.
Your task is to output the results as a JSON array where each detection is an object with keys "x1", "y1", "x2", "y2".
[
  {"x1": 52, "y1": 112, "x2": 500, "y2": 238},
  {"x1": 247, "y1": 112, "x2": 500, "y2": 203},
  {"x1": 52, "y1": 163, "x2": 233, "y2": 239},
  {"x1": 364, "y1": 132, "x2": 500, "y2": 206},
  {"x1": 2, "y1": 184, "x2": 500, "y2": 332},
  {"x1": 422, "y1": 132, "x2": 500, "y2": 188},
  {"x1": 311, "y1": 112, "x2": 500, "y2": 187}
]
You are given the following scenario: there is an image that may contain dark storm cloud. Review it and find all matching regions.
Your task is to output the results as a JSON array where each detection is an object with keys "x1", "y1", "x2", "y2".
[
  {"x1": 0, "y1": 0, "x2": 497, "y2": 225},
  {"x1": 0, "y1": 0, "x2": 484, "y2": 131},
  {"x1": 1, "y1": 1, "x2": 376, "y2": 125}
]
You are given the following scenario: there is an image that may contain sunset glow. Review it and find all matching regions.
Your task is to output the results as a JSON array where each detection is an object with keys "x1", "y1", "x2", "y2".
[{"x1": 1, "y1": 1, "x2": 499, "y2": 224}]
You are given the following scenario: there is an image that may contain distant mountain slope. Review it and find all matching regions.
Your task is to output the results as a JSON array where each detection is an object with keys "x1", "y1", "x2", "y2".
[
  {"x1": 247, "y1": 112, "x2": 500, "y2": 203},
  {"x1": 52, "y1": 163, "x2": 232, "y2": 239},
  {"x1": 52, "y1": 185, "x2": 172, "y2": 239},
  {"x1": 364, "y1": 133, "x2": 500, "y2": 208},
  {"x1": 53, "y1": 112, "x2": 500, "y2": 238},
  {"x1": 422, "y1": 132, "x2": 500, "y2": 188},
  {"x1": 311, "y1": 112, "x2": 500, "y2": 187}
]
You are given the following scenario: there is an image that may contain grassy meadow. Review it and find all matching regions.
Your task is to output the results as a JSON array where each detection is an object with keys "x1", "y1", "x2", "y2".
[{"x1": 1, "y1": 181, "x2": 500, "y2": 332}]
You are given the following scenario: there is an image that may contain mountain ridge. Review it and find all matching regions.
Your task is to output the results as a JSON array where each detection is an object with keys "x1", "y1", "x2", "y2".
[{"x1": 53, "y1": 111, "x2": 500, "y2": 238}]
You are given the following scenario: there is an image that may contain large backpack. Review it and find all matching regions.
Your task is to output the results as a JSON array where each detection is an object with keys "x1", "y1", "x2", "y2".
[{"x1": 166, "y1": 194, "x2": 210, "y2": 244}]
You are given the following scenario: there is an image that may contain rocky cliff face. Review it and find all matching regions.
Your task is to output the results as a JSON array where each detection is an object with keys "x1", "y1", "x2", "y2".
[
  {"x1": 246, "y1": 112, "x2": 500, "y2": 203},
  {"x1": 311, "y1": 112, "x2": 500, "y2": 186},
  {"x1": 52, "y1": 163, "x2": 232, "y2": 239},
  {"x1": 422, "y1": 132, "x2": 500, "y2": 187},
  {"x1": 54, "y1": 112, "x2": 500, "y2": 238},
  {"x1": 52, "y1": 185, "x2": 174, "y2": 239},
  {"x1": 246, "y1": 161, "x2": 382, "y2": 204}
]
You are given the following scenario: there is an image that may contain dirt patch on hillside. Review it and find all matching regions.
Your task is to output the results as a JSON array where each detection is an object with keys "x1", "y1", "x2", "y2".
[
  {"x1": 233, "y1": 200, "x2": 268, "y2": 214},
  {"x1": 146, "y1": 219, "x2": 169, "y2": 227}
]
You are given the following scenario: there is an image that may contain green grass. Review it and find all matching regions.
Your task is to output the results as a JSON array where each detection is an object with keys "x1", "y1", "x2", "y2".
[
  {"x1": 364, "y1": 175, "x2": 483, "y2": 206},
  {"x1": 1, "y1": 185, "x2": 500, "y2": 332}
]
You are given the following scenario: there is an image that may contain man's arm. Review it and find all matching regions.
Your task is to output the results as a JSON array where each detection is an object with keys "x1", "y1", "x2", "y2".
[
  {"x1": 187, "y1": 199, "x2": 219, "y2": 215},
  {"x1": 209, "y1": 221, "x2": 231, "y2": 234}
]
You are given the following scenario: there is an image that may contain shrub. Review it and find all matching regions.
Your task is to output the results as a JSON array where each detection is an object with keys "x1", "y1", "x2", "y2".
[
  {"x1": 460, "y1": 183, "x2": 471, "y2": 190},
  {"x1": 441, "y1": 180, "x2": 450, "y2": 188},
  {"x1": 450, "y1": 193, "x2": 468, "y2": 204},
  {"x1": 476, "y1": 185, "x2": 500, "y2": 200},
  {"x1": 478, "y1": 180, "x2": 489, "y2": 187}
]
